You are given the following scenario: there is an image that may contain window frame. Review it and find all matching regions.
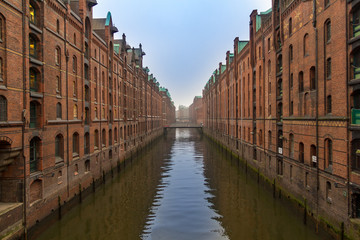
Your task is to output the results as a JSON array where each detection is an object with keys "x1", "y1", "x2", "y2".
[{"x1": 0, "y1": 95, "x2": 7, "y2": 121}]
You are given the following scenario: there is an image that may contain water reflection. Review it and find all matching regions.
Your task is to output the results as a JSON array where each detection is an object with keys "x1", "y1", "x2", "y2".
[
  {"x1": 35, "y1": 129, "x2": 331, "y2": 240},
  {"x1": 142, "y1": 129, "x2": 228, "y2": 240}
]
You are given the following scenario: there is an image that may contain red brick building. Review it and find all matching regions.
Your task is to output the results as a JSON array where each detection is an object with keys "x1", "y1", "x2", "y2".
[
  {"x1": 160, "y1": 87, "x2": 176, "y2": 127},
  {"x1": 189, "y1": 96, "x2": 203, "y2": 125},
  {"x1": 0, "y1": 0, "x2": 175, "y2": 238},
  {"x1": 202, "y1": 0, "x2": 360, "y2": 238}
]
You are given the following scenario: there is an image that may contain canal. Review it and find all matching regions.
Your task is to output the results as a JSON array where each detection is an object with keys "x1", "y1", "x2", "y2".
[{"x1": 33, "y1": 129, "x2": 333, "y2": 240}]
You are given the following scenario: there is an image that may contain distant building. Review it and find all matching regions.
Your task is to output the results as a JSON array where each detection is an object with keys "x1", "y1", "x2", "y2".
[
  {"x1": 189, "y1": 96, "x2": 203, "y2": 125},
  {"x1": 176, "y1": 105, "x2": 190, "y2": 122}
]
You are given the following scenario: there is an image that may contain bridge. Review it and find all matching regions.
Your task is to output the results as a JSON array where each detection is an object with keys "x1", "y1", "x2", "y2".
[{"x1": 165, "y1": 122, "x2": 203, "y2": 129}]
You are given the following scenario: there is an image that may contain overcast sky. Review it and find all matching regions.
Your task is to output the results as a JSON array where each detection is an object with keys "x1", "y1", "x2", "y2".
[{"x1": 93, "y1": 0, "x2": 272, "y2": 109}]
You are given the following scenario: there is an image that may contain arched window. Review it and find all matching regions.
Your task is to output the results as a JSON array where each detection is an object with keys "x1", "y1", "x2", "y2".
[
  {"x1": 85, "y1": 86, "x2": 90, "y2": 102},
  {"x1": 325, "y1": 138, "x2": 333, "y2": 169},
  {"x1": 102, "y1": 129, "x2": 106, "y2": 146},
  {"x1": 73, "y1": 56, "x2": 77, "y2": 73},
  {"x1": 56, "y1": 19, "x2": 60, "y2": 34},
  {"x1": 109, "y1": 129, "x2": 112, "y2": 146},
  {"x1": 289, "y1": 18, "x2": 292, "y2": 35},
  {"x1": 94, "y1": 107, "x2": 98, "y2": 119},
  {"x1": 94, "y1": 130, "x2": 99, "y2": 149},
  {"x1": 325, "y1": 20, "x2": 331, "y2": 43},
  {"x1": 73, "y1": 104, "x2": 78, "y2": 119},
  {"x1": 85, "y1": 107, "x2": 89, "y2": 124},
  {"x1": 73, "y1": 33, "x2": 76, "y2": 45},
  {"x1": 327, "y1": 95, "x2": 332, "y2": 114},
  {"x1": 55, "y1": 134, "x2": 64, "y2": 162},
  {"x1": 114, "y1": 127, "x2": 118, "y2": 143},
  {"x1": 299, "y1": 71, "x2": 304, "y2": 92},
  {"x1": 290, "y1": 73, "x2": 293, "y2": 88},
  {"x1": 74, "y1": 164, "x2": 78, "y2": 175},
  {"x1": 326, "y1": 58, "x2": 331, "y2": 79},
  {"x1": 55, "y1": 47, "x2": 60, "y2": 66},
  {"x1": 326, "y1": 181, "x2": 331, "y2": 201},
  {"x1": 278, "y1": 130, "x2": 283, "y2": 150},
  {"x1": 56, "y1": 76, "x2": 60, "y2": 94},
  {"x1": 73, "y1": 80, "x2": 77, "y2": 97},
  {"x1": 290, "y1": 101, "x2": 293, "y2": 116},
  {"x1": 30, "y1": 101, "x2": 40, "y2": 128},
  {"x1": 304, "y1": 34, "x2": 309, "y2": 56},
  {"x1": 84, "y1": 132, "x2": 90, "y2": 155},
  {"x1": 311, "y1": 144, "x2": 317, "y2": 167},
  {"x1": 72, "y1": 132, "x2": 79, "y2": 156},
  {"x1": 84, "y1": 64, "x2": 89, "y2": 80},
  {"x1": 29, "y1": 3, "x2": 36, "y2": 25},
  {"x1": 0, "y1": 95, "x2": 7, "y2": 121},
  {"x1": 277, "y1": 78, "x2": 283, "y2": 96},
  {"x1": 29, "y1": 35, "x2": 38, "y2": 58},
  {"x1": 277, "y1": 102, "x2": 283, "y2": 122},
  {"x1": 289, "y1": 134, "x2": 294, "y2": 158},
  {"x1": 85, "y1": 18, "x2": 91, "y2": 39},
  {"x1": 30, "y1": 137, "x2": 41, "y2": 172},
  {"x1": 30, "y1": 68, "x2": 39, "y2": 92},
  {"x1": 310, "y1": 66, "x2": 316, "y2": 90},
  {"x1": 277, "y1": 54, "x2": 282, "y2": 73},
  {"x1": 299, "y1": 142, "x2": 304, "y2": 163},
  {"x1": 94, "y1": 67, "x2": 98, "y2": 82},
  {"x1": 56, "y1": 102, "x2": 62, "y2": 119},
  {"x1": 102, "y1": 107, "x2": 105, "y2": 119},
  {"x1": 268, "y1": 130, "x2": 272, "y2": 149},
  {"x1": 268, "y1": 37, "x2": 271, "y2": 52},
  {"x1": 289, "y1": 45, "x2": 293, "y2": 62}
]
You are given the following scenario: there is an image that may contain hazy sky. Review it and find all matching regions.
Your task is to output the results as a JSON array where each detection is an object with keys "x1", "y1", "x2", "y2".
[{"x1": 93, "y1": 0, "x2": 272, "y2": 109}]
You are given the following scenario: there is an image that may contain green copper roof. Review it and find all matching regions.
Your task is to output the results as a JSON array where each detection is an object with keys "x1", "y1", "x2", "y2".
[
  {"x1": 221, "y1": 65, "x2": 226, "y2": 74},
  {"x1": 260, "y1": 8, "x2": 272, "y2": 15},
  {"x1": 238, "y1": 41, "x2": 248, "y2": 54},
  {"x1": 114, "y1": 44, "x2": 120, "y2": 54},
  {"x1": 105, "y1": 12, "x2": 112, "y2": 26},
  {"x1": 195, "y1": 96, "x2": 202, "y2": 99},
  {"x1": 256, "y1": 15, "x2": 262, "y2": 32}
]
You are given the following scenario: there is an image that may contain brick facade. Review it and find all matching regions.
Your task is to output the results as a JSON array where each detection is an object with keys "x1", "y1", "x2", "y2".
[
  {"x1": 202, "y1": 0, "x2": 360, "y2": 238},
  {"x1": 189, "y1": 96, "x2": 203, "y2": 125},
  {"x1": 0, "y1": 0, "x2": 175, "y2": 237}
]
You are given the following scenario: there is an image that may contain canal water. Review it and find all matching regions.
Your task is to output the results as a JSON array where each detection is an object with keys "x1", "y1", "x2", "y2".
[{"x1": 34, "y1": 129, "x2": 332, "y2": 240}]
